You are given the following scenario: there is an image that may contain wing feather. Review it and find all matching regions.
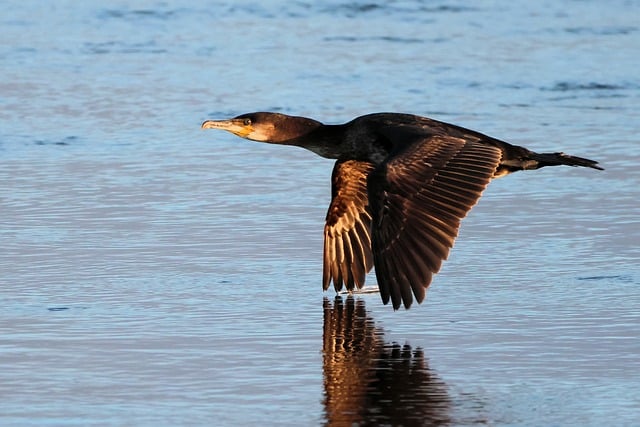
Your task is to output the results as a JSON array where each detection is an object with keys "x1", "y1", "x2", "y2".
[
  {"x1": 323, "y1": 160, "x2": 376, "y2": 292},
  {"x1": 369, "y1": 131, "x2": 502, "y2": 309}
]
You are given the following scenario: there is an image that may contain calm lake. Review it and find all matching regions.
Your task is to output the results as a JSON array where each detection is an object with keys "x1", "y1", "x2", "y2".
[{"x1": 1, "y1": 1, "x2": 639, "y2": 426}]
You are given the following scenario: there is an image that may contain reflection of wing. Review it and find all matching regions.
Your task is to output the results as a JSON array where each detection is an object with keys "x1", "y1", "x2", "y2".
[
  {"x1": 323, "y1": 160, "x2": 376, "y2": 292},
  {"x1": 322, "y1": 296, "x2": 450, "y2": 426},
  {"x1": 369, "y1": 128, "x2": 502, "y2": 309},
  {"x1": 322, "y1": 297, "x2": 381, "y2": 424}
]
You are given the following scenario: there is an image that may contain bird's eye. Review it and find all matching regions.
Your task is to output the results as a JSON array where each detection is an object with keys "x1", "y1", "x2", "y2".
[{"x1": 243, "y1": 118, "x2": 252, "y2": 126}]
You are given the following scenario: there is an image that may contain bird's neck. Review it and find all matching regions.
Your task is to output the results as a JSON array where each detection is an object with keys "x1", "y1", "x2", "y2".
[{"x1": 287, "y1": 124, "x2": 347, "y2": 159}]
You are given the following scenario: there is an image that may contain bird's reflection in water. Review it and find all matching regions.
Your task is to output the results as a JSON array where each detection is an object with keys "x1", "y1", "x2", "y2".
[{"x1": 322, "y1": 296, "x2": 451, "y2": 426}]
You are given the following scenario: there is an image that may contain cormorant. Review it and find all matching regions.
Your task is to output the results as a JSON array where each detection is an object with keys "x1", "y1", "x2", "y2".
[{"x1": 202, "y1": 112, "x2": 602, "y2": 309}]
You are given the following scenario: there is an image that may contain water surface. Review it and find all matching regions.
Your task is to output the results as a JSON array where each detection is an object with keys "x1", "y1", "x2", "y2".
[{"x1": 1, "y1": 1, "x2": 639, "y2": 425}]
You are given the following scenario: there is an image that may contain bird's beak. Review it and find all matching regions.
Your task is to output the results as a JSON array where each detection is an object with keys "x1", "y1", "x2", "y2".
[{"x1": 201, "y1": 119, "x2": 253, "y2": 138}]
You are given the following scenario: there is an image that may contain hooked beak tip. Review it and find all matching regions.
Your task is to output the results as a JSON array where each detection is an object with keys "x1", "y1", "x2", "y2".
[{"x1": 201, "y1": 120, "x2": 217, "y2": 130}]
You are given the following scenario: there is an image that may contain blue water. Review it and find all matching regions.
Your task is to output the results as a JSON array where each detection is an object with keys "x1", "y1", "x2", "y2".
[{"x1": 2, "y1": 1, "x2": 639, "y2": 425}]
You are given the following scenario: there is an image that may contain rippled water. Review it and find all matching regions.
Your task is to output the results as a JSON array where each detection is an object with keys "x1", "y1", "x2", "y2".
[{"x1": 1, "y1": 1, "x2": 639, "y2": 426}]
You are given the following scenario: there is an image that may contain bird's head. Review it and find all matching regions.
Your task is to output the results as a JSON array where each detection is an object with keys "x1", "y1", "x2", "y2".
[{"x1": 201, "y1": 112, "x2": 323, "y2": 143}]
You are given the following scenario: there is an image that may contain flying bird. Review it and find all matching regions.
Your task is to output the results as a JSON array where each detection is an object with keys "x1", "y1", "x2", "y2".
[{"x1": 202, "y1": 112, "x2": 602, "y2": 309}]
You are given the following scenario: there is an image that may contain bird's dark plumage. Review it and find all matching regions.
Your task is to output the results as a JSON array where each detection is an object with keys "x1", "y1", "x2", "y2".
[{"x1": 202, "y1": 112, "x2": 602, "y2": 309}]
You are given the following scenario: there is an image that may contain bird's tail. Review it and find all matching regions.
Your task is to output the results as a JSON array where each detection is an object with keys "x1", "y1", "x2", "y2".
[{"x1": 531, "y1": 151, "x2": 604, "y2": 170}]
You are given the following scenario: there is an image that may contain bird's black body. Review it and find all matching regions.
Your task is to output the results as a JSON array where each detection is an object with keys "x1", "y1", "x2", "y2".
[{"x1": 202, "y1": 112, "x2": 602, "y2": 309}]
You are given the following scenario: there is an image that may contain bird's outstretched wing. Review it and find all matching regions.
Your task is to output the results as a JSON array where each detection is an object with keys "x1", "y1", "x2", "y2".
[
  {"x1": 323, "y1": 159, "x2": 376, "y2": 292},
  {"x1": 368, "y1": 127, "x2": 502, "y2": 309}
]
